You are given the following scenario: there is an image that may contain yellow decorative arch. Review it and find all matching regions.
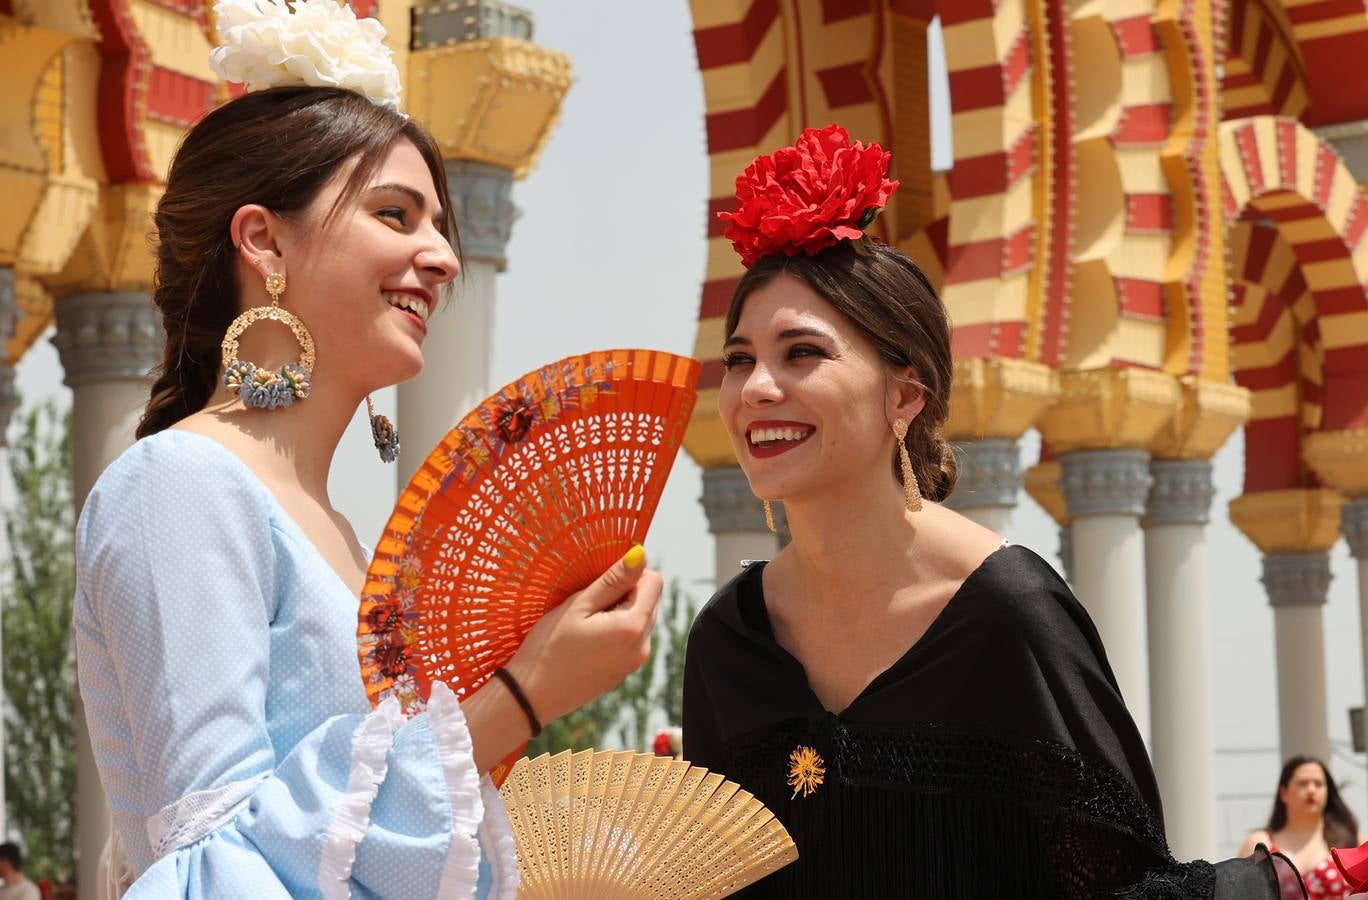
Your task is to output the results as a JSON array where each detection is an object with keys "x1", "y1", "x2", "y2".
[
  {"x1": 936, "y1": 0, "x2": 1041, "y2": 364},
  {"x1": 0, "y1": 5, "x2": 106, "y2": 364},
  {"x1": 1222, "y1": 115, "x2": 1368, "y2": 497},
  {"x1": 1222, "y1": 0, "x2": 1309, "y2": 120},
  {"x1": 0, "y1": 26, "x2": 83, "y2": 268},
  {"x1": 1228, "y1": 219, "x2": 1323, "y2": 491}
]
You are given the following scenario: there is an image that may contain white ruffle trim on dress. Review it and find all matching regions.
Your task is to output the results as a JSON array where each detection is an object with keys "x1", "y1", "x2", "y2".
[
  {"x1": 318, "y1": 697, "x2": 404, "y2": 900},
  {"x1": 428, "y1": 681, "x2": 488, "y2": 897},
  {"x1": 478, "y1": 775, "x2": 520, "y2": 899}
]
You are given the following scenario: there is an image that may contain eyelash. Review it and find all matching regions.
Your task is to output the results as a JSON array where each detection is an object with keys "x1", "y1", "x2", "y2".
[
  {"x1": 379, "y1": 207, "x2": 408, "y2": 224},
  {"x1": 721, "y1": 345, "x2": 827, "y2": 370}
]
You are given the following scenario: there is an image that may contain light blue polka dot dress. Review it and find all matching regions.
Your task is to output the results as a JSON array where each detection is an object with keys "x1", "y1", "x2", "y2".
[{"x1": 73, "y1": 430, "x2": 518, "y2": 899}]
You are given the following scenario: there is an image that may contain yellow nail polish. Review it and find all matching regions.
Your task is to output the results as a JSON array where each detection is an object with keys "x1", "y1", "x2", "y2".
[{"x1": 622, "y1": 544, "x2": 646, "y2": 569}]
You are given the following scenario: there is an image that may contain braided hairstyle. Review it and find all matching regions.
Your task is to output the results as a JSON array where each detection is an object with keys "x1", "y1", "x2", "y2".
[
  {"x1": 137, "y1": 86, "x2": 456, "y2": 438},
  {"x1": 724, "y1": 240, "x2": 958, "y2": 502}
]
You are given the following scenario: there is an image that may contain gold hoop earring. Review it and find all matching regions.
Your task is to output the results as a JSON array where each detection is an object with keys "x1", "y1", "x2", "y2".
[
  {"x1": 366, "y1": 395, "x2": 400, "y2": 463},
  {"x1": 763, "y1": 499, "x2": 776, "y2": 534},
  {"x1": 221, "y1": 271, "x2": 315, "y2": 410},
  {"x1": 891, "y1": 420, "x2": 923, "y2": 513}
]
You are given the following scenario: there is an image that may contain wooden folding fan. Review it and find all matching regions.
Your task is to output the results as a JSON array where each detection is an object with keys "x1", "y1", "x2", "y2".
[
  {"x1": 500, "y1": 750, "x2": 799, "y2": 899},
  {"x1": 357, "y1": 349, "x2": 701, "y2": 782}
]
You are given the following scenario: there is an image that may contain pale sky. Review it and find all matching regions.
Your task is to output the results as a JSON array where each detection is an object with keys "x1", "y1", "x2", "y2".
[{"x1": 14, "y1": 1, "x2": 1364, "y2": 857}]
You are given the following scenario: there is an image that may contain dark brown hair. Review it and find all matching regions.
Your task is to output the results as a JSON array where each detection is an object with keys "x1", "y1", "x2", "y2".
[
  {"x1": 1266, "y1": 755, "x2": 1359, "y2": 849},
  {"x1": 137, "y1": 86, "x2": 458, "y2": 438},
  {"x1": 725, "y1": 239, "x2": 957, "y2": 502}
]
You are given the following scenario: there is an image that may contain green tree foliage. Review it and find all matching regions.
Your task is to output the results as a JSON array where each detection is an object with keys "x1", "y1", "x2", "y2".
[
  {"x1": 656, "y1": 578, "x2": 697, "y2": 730},
  {"x1": 1, "y1": 401, "x2": 76, "y2": 882},
  {"x1": 525, "y1": 691, "x2": 625, "y2": 759},
  {"x1": 527, "y1": 576, "x2": 698, "y2": 758},
  {"x1": 613, "y1": 621, "x2": 658, "y2": 754}
]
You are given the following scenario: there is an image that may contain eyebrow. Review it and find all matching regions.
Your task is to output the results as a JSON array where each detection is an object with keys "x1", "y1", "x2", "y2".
[
  {"x1": 369, "y1": 182, "x2": 446, "y2": 230},
  {"x1": 724, "y1": 326, "x2": 836, "y2": 348}
]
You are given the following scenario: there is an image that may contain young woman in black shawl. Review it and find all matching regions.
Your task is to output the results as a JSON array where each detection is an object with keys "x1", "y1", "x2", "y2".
[{"x1": 681, "y1": 125, "x2": 1308, "y2": 898}]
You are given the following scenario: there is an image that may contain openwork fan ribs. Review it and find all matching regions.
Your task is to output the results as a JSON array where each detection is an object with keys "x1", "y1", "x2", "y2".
[{"x1": 502, "y1": 750, "x2": 799, "y2": 899}]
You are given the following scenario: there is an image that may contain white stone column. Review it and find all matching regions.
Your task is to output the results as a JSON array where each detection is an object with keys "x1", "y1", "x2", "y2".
[
  {"x1": 1342, "y1": 498, "x2": 1368, "y2": 811},
  {"x1": 1143, "y1": 458, "x2": 1217, "y2": 859},
  {"x1": 943, "y1": 439, "x2": 1020, "y2": 534},
  {"x1": 1058, "y1": 526, "x2": 1074, "y2": 584},
  {"x1": 53, "y1": 297, "x2": 161, "y2": 502},
  {"x1": 1262, "y1": 552, "x2": 1333, "y2": 763},
  {"x1": 396, "y1": 160, "x2": 516, "y2": 485},
  {"x1": 52, "y1": 291, "x2": 162, "y2": 893},
  {"x1": 1060, "y1": 448, "x2": 1153, "y2": 743},
  {"x1": 701, "y1": 466, "x2": 780, "y2": 589}
]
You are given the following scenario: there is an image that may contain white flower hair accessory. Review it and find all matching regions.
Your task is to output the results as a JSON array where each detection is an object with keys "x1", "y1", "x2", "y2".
[{"x1": 209, "y1": 0, "x2": 402, "y2": 111}]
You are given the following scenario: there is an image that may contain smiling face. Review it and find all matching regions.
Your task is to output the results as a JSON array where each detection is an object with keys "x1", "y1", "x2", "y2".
[
  {"x1": 1280, "y1": 762, "x2": 1329, "y2": 818},
  {"x1": 266, "y1": 136, "x2": 459, "y2": 392},
  {"x1": 718, "y1": 273, "x2": 920, "y2": 502}
]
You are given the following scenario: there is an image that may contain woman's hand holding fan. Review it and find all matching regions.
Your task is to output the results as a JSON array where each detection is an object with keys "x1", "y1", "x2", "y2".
[
  {"x1": 465, "y1": 551, "x2": 664, "y2": 773},
  {"x1": 504, "y1": 549, "x2": 663, "y2": 726}
]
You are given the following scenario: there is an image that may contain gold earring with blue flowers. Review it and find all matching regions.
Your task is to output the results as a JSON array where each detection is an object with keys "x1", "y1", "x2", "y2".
[{"x1": 221, "y1": 270, "x2": 314, "y2": 410}]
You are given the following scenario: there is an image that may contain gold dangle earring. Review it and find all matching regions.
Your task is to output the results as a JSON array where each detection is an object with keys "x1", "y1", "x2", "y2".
[
  {"x1": 221, "y1": 269, "x2": 315, "y2": 410},
  {"x1": 891, "y1": 420, "x2": 923, "y2": 513},
  {"x1": 366, "y1": 396, "x2": 400, "y2": 464},
  {"x1": 763, "y1": 499, "x2": 776, "y2": 533}
]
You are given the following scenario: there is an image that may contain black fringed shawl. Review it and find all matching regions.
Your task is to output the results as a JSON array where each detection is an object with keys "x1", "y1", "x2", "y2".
[{"x1": 682, "y1": 545, "x2": 1300, "y2": 898}]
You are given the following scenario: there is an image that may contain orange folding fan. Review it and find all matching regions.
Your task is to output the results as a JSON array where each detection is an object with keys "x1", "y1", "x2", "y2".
[{"x1": 357, "y1": 349, "x2": 701, "y2": 783}]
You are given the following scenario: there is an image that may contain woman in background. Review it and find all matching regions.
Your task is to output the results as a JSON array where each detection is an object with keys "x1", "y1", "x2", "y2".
[{"x1": 1241, "y1": 756, "x2": 1363, "y2": 899}]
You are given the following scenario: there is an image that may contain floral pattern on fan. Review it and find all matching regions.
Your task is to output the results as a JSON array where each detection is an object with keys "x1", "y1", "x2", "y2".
[
  {"x1": 437, "y1": 361, "x2": 617, "y2": 491},
  {"x1": 356, "y1": 350, "x2": 700, "y2": 765}
]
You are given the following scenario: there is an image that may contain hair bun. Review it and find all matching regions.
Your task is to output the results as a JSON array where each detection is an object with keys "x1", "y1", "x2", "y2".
[{"x1": 931, "y1": 433, "x2": 959, "y2": 503}]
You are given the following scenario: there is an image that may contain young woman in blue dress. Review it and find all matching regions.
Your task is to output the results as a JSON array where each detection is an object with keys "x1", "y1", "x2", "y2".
[{"x1": 73, "y1": 3, "x2": 662, "y2": 897}]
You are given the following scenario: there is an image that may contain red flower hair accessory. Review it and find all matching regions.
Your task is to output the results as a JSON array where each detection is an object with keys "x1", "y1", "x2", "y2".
[{"x1": 718, "y1": 124, "x2": 899, "y2": 268}]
